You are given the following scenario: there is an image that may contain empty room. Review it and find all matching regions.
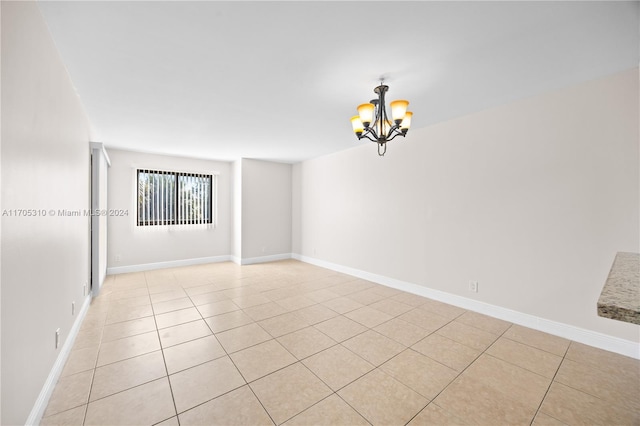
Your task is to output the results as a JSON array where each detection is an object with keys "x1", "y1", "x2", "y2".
[{"x1": 1, "y1": 1, "x2": 639, "y2": 425}]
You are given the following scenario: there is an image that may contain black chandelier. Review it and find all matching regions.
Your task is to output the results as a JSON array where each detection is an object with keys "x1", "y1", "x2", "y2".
[{"x1": 351, "y1": 82, "x2": 413, "y2": 156}]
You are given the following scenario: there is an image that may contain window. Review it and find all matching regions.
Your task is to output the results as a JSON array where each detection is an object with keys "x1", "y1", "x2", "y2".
[{"x1": 137, "y1": 169, "x2": 214, "y2": 226}]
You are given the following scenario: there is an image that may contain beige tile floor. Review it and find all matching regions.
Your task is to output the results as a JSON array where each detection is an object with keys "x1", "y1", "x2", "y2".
[{"x1": 41, "y1": 260, "x2": 640, "y2": 425}]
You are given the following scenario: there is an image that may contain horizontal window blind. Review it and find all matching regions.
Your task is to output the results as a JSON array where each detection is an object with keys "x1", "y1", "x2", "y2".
[{"x1": 137, "y1": 169, "x2": 213, "y2": 226}]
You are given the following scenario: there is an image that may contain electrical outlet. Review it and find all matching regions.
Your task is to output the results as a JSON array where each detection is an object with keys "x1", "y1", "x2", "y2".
[
  {"x1": 72, "y1": 301, "x2": 75, "y2": 315},
  {"x1": 55, "y1": 328, "x2": 60, "y2": 349},
  {"x1": 83, "y1": 282, "x2": 87, "y2": 295},
  {"x1": 115, "y1": 254, "x2": 122, "y2": 262},
  {"x1": 469, "y1": 280, "x2": 478, "y2": 293}
]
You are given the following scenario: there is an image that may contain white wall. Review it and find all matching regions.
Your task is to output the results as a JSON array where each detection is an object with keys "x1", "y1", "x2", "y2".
[
  {"x1": 240, "y1": 159, "x2": 292, "y2": 261},
  {"x1": 231, "y1": 159, "x2": 242, "y2": 261},
  {"x1": 293, "y1": 68, "x2": 639, "y2": 343},
  {"x1": 1, "y1": 2, "x2": 92, "y2": 424},
  {"x1": 107, "y1": 154, "x2": 292, "y2": 268},
  {"x1": 90, "y1": 143, "x2": 110, "y2": 295},
  {"x1": 106, "y1": 149, "x2": 232, "y2": 271}
]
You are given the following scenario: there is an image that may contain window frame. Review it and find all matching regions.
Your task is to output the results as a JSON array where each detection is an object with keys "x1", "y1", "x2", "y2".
[{"x1": 136, "y1": 168, "x2": 215, "y2": 227}]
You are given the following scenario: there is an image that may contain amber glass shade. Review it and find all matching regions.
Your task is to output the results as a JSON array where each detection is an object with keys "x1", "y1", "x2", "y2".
[
  {"x1": 351, "y1": 115, "x2": 364, "y2": 134},
  {"x1": 400, "y1": 111, "x2": 413, "y2": 131},
  {"x1": 390, "y1": 100, "x2": 409, "y2": 123},
  {"x1": 357, "y1": 103, "x2": 375, "y2": 126}
]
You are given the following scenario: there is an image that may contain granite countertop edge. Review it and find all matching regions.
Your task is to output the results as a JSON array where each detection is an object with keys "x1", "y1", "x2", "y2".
[{"x1": 597, "y1": 252, "x2": 640, "y2": 326}]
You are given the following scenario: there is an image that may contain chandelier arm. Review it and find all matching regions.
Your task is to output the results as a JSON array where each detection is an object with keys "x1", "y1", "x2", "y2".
[
  {"x1": 387, "y1": 123, "x2": 400, "y2": 135},
  {"x1": 369, "y1": 118, "x2": 380, "y2": 134},
  {"x1": 381, "y1": 108, "x2": 398, "y2": 140},
  {"x1": 385, "y1": 131, "x2": 406, "y2": 142},
  {"x1": 379, "y1": 87, "x2": 391, "y2": 123},
  {"x1": 364, "y1": 126, "x2": 380, "y2": 141},
  {"x1": 359, "y1": 134, "x2": 379, "y2": 143},
  {"x1": 369, "y1": 105, "x2": 381, "y2": 132},
  {"x1": 370, "y1": 110, "x2": 389, "y2": 140}
]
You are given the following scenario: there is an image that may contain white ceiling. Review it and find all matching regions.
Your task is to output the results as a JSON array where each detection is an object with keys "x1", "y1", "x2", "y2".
[{"x1": 37, "y1": 1, "x2": 639, "y2": 163}]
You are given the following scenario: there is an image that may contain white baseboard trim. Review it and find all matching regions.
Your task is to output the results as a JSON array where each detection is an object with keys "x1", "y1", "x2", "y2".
[
  {"x1": 25, "y1": 295, "x2": 92, "y2": 426},
  {"x1": 240, "y1": 253, "x2": 292, "y2": 265},
  {"x1": 293, "y1": 254, "x2": 640, "y2": 359},
  {"x1": 106, "y1": 255, "x2": 232, "y2": 275}
]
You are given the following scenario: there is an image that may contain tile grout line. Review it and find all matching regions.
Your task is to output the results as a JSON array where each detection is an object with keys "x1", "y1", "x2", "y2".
[
  {"x1": 83, "y1": 279, "x2": 132, "y2": 424},
  {"x1": 183, "y1": 278, "x2": 376, "y2": 424},
  {"x1": 283, "y1": 298, "x2": 455, "y2": 425},
  {"x1": 195, "y1": 271, "x2": 346, "y2": 422},
  {"x1": 147, "y1": 270, "x2": 181, "y2": 425},
  {"x1": 528, "y1": 340, "x2": 572, "y2": 425},
  {"x1": 192, "y1": 280, "x2": 279, "y2": 425},
  {"x1": 401, "y1": 323, "x2": 513, "y2": 425},
  {"x1": 245, "y1": 384, "x2": 278, "y2": 426},
  {"x1": 542, "y1": 342, "x2": 638, "y2": 419},
  {"x1": 273, "y1": 287, "x2": 469, "y2": 425},
  {"x1": 79, "y1": 325, "x2": 101, "y2": 425},
  {"x1": 82, "y1": 276, "x2": 115, "y2": 425}
]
